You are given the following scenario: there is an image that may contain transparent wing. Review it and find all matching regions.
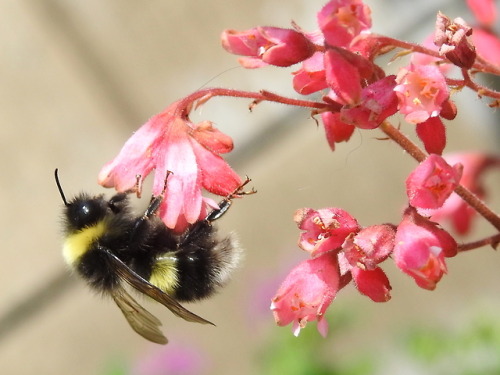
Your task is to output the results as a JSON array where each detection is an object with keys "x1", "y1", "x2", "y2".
[
  {"x1": 111, "y1": 287, "x2": 168, "y2": 345},
  {"x1": 103, "y1": 248, "x2": 214, "y2": 325}
]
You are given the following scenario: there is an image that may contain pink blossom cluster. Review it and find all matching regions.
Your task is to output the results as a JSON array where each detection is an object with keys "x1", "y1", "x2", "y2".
[
  {"x1": 221, "y1": 0, "x2": 500, "y2": 336},
  {"x1": 97, "y1": 0, "x2": 500, "y2": 338}
]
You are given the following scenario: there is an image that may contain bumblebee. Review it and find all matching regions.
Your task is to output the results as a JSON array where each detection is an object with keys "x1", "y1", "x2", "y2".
[{"x1": 55, "y1": 169, "x2": 253, "y2": 344}]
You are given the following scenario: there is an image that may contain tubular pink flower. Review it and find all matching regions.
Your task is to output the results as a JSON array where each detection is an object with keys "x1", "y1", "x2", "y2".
[
  {"x1": 271, "y1": 253, "x2": 340, "y2": 337},
  {"x1": 221, "y1": 26, "x2": 316, "y2": 68},
  {"x1": 292, "y1": 52, "x2": 328, "y2": 95},
  {"x1": 340, "y1": 75, "x2": 398, "y2": 129},
  {"x1": 320, "y1": 111, "x2": 355, "y2": 151},
  {"x1": 324, "y1": 47, "x2": 383, "y2": 106},
  {"x1": 394, "y1": 64, "x2": 450, "y2": 124},
  {"x1": 406, "y1": 154, "x2": 463, "y2": 209},
  {"x1": 294, "y1": 207, "x2": 360, "y2": 256},
  {"x1": 98, "y1": 101, "x2": 241, "y2": 232},
  {"x1": 393, "y1": 207, "x2": 457, "y2": 290},
  {"x1": 317, "y1": 0, "x2": 372, "y2": 48},
  {"x1": 342, "y1": 225, "x2": 396, "y2": 270},
  {"x1": 427, "y1": 153, "x2": 500, "y2": 234},
  {"x1": 340, "y1": 224, "x2": 395, "y2": 302}
]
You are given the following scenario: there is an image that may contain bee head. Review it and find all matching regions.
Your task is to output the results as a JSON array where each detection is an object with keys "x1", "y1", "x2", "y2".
[{"x1": 55, "y1": 169, "x2": 110, "y2": 231}]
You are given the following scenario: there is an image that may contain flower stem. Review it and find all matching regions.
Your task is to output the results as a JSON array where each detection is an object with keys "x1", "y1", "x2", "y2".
[
  {"x1": 175, "y1": 87, "x2": 331, "y2": 118},
  {"x1": 380, "y1": 120, "x2": 500, "y2": 232},
  {"x1": 458, "y1": 233, "x2": 500, "y2": 252}
]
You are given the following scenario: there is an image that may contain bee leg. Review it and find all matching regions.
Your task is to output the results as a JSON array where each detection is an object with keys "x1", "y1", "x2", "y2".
[
  {"x1": 129, "y1": 171, "x2": 173, "y2": 241},
  {"x1": 179, "y1": 176, "x2": 255, "y2": 246},
  {"x1": 205, "y1": 176, "x2": 256, "y2": 223}
]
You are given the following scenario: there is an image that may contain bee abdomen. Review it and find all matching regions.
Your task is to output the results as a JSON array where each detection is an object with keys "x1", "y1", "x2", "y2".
[{"x1": 173, "y1": 234, "x2": 241, "y2": 302}]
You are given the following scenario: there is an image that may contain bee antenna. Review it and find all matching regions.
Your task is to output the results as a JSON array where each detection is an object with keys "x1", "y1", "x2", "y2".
[{"x1": 54, "y1": 168, "x2": 69, "y2": 206}]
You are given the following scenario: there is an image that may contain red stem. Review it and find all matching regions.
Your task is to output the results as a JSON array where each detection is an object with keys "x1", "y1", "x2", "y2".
[{"x1": 458, "y1": 233, "x2": 500, "y2": 252}]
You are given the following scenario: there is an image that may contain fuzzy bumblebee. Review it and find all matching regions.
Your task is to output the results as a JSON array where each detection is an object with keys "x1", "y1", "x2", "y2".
[{"x1": 56, "y1": 169, "x2": 253, "y2": 344}]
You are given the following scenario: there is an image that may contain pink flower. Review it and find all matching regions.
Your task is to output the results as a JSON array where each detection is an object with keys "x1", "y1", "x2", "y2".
[
  {"x1": 435, "y1": 13, "x2": 476, "y2": 69},
  {"x1": 324, "y1": 47, "x2": 383, "y2": 106},
  {"x1": 317, "y1": 0, "x2": 372, "y2": 48},
  {"x1": 394, "y1": 64, "x2": 450, "y2": 124},
  {"x1": 340, "y1": 224, "x2": 395, "y2": 302},
  {"x1": 271, "y1": 253, "x2": 340, "y2": 337},
  {"x1": 393, "y1": 207, "x2": 457, "y2": 290},
  {"x1": 98, "y1": 101, "x2": 241, "y2": 232},
  {"x1": 320, "y1": 111, "x2": 356, "y2": 151},
  {"x1": 221, "y1": 27, "x2": 315, "y2": 68},
  {"x1": 340, "y1": 75, "x2": 398, "y2": 129},
  {"x1": 428, "y1": 153, "x2": 500, "y2": 234},
  {"x1": 292, "y1": 52, "x2": 328, "y2": 95},
  {"x1": 406, "y1": 154, "x2": 463, "y2": 209},
  {"x1": 294, "y1": 207, "x2": 360, "y2": 256}
]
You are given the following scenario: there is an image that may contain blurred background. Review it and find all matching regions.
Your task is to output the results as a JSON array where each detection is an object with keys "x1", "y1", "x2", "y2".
[{"x1": 1, "y1": 0, "x2": 499, "y2": 374}]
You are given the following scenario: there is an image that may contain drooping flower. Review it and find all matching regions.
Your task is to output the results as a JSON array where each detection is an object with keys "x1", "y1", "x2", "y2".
[
  {"x1": 324, "y1": 46, "x2": 384, "y2": 106},
  {"x1": 427, "y1": 153, "x2": 500, "y2": 235},
  {"x1": 394, "y1": 64, "x2": 450, "y2": 124},
  {"x1": 317, "y1": 0, "x2": 372, "y2": 48},
  {"x1": 406, "y1": 154, "x2": 463, "y2": 209},
  {"x1": 98, "y1": 101, "x2": 242, "y2": 232},
  {"x1": 340, "y1": 224, "x2": 395, "y2": 302},
  {"x1": 434, "y1": 13, "x2": 476, "y2": 69},
  {"x1": 294, "y1": 207, "x2": 360, "y2": 256},
  {"x1": 221, "y1": 26, "x2": 316, "y2": 68},
  {"x1": 292, "y1": 51, "x2": 328, "y2": 95},
  {"x1": 271, "y1": 253, "x2": 340, "y2": 337},
  {"x1": 340, "y1": 75, "x2": 398, "y2": 129},
  {"x1": 393, "y1": 207, "x2": 457, "y2": 290}
]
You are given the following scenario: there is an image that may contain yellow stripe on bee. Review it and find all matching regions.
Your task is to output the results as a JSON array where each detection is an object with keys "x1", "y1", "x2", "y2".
[
  {"x1": 149, "y1": 255, "x2": 179, "y2": 294},
  {"x1": 62, "y1": 221, "x2": 106, "y2": 266}
]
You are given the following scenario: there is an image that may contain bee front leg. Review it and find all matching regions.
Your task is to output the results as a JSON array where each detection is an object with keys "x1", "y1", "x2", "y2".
[{"x1": 205, "y1": 176, "x2": 256, "y2": 223}]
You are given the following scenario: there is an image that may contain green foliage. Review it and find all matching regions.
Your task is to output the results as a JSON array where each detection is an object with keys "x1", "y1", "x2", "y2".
[{"x1": 405, "y1": 313, "x2": 500, "y2": 375}]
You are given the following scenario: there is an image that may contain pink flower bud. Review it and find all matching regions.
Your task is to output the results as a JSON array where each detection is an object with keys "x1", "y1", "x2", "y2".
[
  {"x1": 320, "y1": 111, "x2": 356, "y2": 151},
  {"x1": 415, "y1": 117, "x2": 447, "y2": 155},
  {"x1": 221, "y1": 27, "x2": 315, "y2": 68}
]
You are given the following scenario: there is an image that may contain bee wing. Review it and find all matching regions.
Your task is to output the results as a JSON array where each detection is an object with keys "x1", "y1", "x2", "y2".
[
  {"x1": 111, "y1": 287, "x2": 168, "y2": 345},
  {"x1": 103, "y1": 249, "x2": 214, "y2": 326}
]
